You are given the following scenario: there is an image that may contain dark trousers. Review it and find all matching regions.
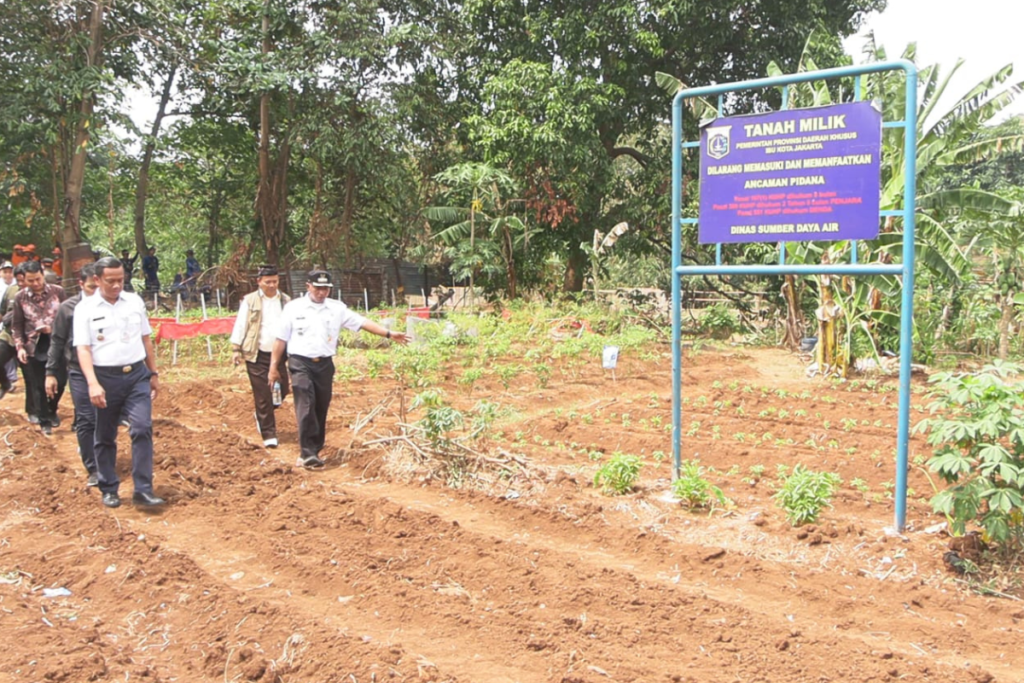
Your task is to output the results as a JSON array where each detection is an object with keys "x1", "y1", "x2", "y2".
[
  {"x1": 68, "y1": 369, "x2": 97, "y2": 475},
  {"x1": 245, "y1": 350, "x2": 290, "y2": 440},
  {"x1": 94, "y1": 363, "x2": 154, "y2": 495},
  {"x1": 23, "y1": 357, "x2": 61, "y2": 426},
  {"x1": 0, "y1": 339, "x2": 14, "y2": 392},
  {"x1": 289, "y1": 356, "x2": 334, "y2": 461}
]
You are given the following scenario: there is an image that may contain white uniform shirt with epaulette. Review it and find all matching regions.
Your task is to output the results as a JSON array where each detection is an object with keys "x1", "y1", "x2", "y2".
[
  {"x1": 72, "y1": 290, "x2": 151, "y2": 365},
  {"x1": 276, "y1": 295, "x2": 366, "y2": 358}
]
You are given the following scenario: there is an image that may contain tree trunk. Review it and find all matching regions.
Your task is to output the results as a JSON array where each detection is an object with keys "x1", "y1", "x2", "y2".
[
  {"x1": 49, "y1": 148, "x2": 61, "y2": 240},
  {"x1": 998, "y1": 293, "x2": 1014, "y2": 361},
  {"x1": 256, "y1": 1, "x2": 290, "y2": 265},
  {"x1": 206, "y1": 187, "x2": 223, "y2": 268},
  {"x1": 781, "y1": 274, "x2": 803, "y2": 349},
  {"x1": 60, "y1": 0, "x2": 105, "y2": 275},
  {"x1": 503, "y1": 224, "x2": 517, "y2": 299},
  {"x1": 340, "y1": 166, "x2": 357, "y2": 260},
  {"x1": 134, "y1": 65, "x2": 177, "y2": 255},
  {"x1": 563, "y1": 243, "x2": 587, "y2": 292}
]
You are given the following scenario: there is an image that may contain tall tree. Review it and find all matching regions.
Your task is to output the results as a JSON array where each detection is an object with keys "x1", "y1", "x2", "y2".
[{"x1": 455, "y1": 0, "x2": 886, "y2": 290}]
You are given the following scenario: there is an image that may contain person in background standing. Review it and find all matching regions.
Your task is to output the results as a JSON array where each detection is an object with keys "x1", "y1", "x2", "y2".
[
  {"x1": 51, "y1": 246, "x2": 63, "y2": 278},
  {"x1": 0, "y1": 261, "x2": 13, "y2": 302},
  {"x1": 46, "y1": 264, "x2": 98, "y2": 486},
  {"x1": 230, "y1": 264, "x2": 291, "y2": 448},
  {"x1": 142, "y1": 247, "x2": 160, "y2": 293},
  {"x1": 11, "y1": 245, "x2": 28, "y2": 267},
  {"x1": 184, "y1": 249, "x2": 201, "y2": 301},
  {"x1": 120, "y1": 249, "x2": 138, "y2": 292},
  {"x1": 269, "y1": 270, "x2": 408, "y2": 468},
  {"x1": 41, "y1": 257, "x2": 59, "y2": 285},
  {"x1": 74, "y1": 257, "x2": 163, "y2": 508},
  {"x1": 0, "y1": 262, "x2": 22, "y2": 399},
  {"x1": 11, "y1": 260, "x2": 66, "y2": 435}
]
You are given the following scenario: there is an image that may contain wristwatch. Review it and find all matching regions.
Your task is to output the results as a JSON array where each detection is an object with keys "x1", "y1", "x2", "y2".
[{"x1": 386, "y1": 330, "x2": 391, "y2": 339}]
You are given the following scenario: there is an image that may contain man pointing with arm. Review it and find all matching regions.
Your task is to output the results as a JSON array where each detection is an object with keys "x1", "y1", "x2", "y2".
[{"x1": 269, "y1": 270, "x2": 407, "y2": 469}]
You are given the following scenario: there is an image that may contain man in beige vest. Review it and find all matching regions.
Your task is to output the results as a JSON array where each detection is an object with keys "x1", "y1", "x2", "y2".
[{"x1": 230, "y1": 265, "x2": 291, "y2": 447}]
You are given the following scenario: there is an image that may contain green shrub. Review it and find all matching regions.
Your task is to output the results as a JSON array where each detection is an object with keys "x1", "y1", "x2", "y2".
[
  {"x1": 672, "y1": 460, "x2": 728, "y2": 510},
  {"x1": 772, "y1": 465, "x2": 841, "y2": 526},
  {"x1": 697, "y1": 303, "x2": 739, "y2": 340},
  {"x1": 593, "y1": 452, "x2": 642, "y2": 495},
  {"x1": 916, "y1": 363, "x2": 1024, "y2": 548}
]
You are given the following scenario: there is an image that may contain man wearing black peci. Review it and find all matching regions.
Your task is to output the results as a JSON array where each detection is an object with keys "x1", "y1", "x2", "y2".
[
  {"x1": 229, "y1": 264, "x2": 291, "y2": 448},
  {"x1": 74, "y1": 257, "x2": 164, "y2": 508},
  {"x1": 269, "y1": 270, "x2": 408, "y2": 468}
]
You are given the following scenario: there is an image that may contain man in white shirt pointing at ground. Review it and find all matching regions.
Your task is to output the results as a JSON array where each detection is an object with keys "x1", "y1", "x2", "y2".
[{"x1": 269, "y1": 270, "x2": 407, "y2": 469}]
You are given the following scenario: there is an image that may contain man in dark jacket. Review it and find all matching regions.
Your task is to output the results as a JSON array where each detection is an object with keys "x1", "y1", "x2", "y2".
[{"x1": 46, "y1": 264, "x2": 99, "y2": 485}]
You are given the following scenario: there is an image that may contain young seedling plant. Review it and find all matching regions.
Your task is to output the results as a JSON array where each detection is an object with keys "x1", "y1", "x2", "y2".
[
  {"x1": 773, "y1": 465, "x2": 842, "y2": 526},
  {"x1": 672, "y1": 460, "x2": 729, "y2": 511},
  {"x1": 593, "y1": 452, "x2": 642, "y2": 495}
]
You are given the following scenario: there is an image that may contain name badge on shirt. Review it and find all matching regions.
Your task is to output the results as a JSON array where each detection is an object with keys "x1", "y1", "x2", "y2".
[{"x1": 92, "y1": 316, "x2": 106, "y2": 342}]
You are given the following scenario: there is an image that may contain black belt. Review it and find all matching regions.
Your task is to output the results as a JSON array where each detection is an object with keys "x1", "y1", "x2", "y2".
[
  {"x1": 290, "y1": 354, "x2": 331, "y2": 363},
  {"x1": 94, "y1": 360, "x2": 147, "y2": 374}
]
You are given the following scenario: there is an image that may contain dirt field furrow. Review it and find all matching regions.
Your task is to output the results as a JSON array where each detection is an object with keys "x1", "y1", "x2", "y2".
[{"x1": 2, "y1": 347, "x2": 1023, "y2": 683}]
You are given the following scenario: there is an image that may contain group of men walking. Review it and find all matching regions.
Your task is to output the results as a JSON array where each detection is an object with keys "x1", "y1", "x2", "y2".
[
  {"x1": 231, "y1": 267, "x2": 407, "y2": 468},
  {"x1": 0, "y1": 256, "x2": 163, "y2": 508},
  {"x1": 0, "y1": 256, "x2": 407, "y2": 509}
]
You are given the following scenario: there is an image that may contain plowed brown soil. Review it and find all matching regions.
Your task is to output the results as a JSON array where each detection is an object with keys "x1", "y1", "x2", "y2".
[{"x1": 1, "y1": 346, "x2": 1022, "y2": 683}]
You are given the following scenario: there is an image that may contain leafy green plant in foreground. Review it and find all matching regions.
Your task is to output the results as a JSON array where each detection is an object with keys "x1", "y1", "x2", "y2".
[
  {"x1": 593, "y1": 452, "x2": 642, "y2": 495},
  {"x1": 773, "y1": 465, "x2": 841, "y2": 526},
  {"x1": 916, "y1": 363, "x2": 1024, "y2": 549},
  {"x1": 672, "y1": 460, "x2": 729, "y2": 510}
]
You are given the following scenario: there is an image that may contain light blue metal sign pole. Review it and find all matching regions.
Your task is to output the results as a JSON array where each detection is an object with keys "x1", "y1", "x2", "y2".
[{"x1": 672, "y1": 61, "x2": 918, "y2": 532}]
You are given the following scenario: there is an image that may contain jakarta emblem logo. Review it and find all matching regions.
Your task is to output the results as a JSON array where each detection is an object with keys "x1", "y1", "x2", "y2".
[{"x1": 707, "y1": 126, "x2": 731, "y2": 160}]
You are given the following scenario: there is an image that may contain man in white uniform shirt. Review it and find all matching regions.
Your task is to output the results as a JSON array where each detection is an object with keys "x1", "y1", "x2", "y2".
[
  {"x1": 269, "y1": 270, "x2": 408, "y2": 468},
  {"x1": 229, "y1": 264, "x2": 290, "y2": 447},
  {"x1": 74, "y1": 257, "x2": 164, "y2": 508}
]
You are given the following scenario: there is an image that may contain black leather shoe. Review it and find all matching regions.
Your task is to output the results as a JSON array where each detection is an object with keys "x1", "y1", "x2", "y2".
[
  {"x1": 300, "y1": 455, "x2": 325, "y2": 469},
  {"x1": 132, "y1": 491, "x2": 165, "y2": 507},
  {"x1": 86, "y1": 473, "x2": 99, "y2": 487},
  {"x1": 40, "y1": 424, "x2": 52, "y2": 436},
  {"x1": 102, "y1": 492, "x2": 121, "y2": 508}
]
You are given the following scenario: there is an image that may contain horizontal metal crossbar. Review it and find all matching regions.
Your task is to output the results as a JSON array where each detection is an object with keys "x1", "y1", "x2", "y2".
[{"x1": 676, "y1": 264, "x2": 903, "y2": 277}]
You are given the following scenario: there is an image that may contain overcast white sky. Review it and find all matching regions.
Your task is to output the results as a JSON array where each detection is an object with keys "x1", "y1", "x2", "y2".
[{"x1": 843, "y1": 0, "x2": 1024, "y2": 122}]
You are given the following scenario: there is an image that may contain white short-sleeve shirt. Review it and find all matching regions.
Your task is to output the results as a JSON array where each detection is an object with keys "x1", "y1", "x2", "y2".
[
  {"x1": 73, "y1": 291, "x2": 152, "y2": 366},
  {"x1": 277, "y1": 295, "x2": 366, "y2": 358}
]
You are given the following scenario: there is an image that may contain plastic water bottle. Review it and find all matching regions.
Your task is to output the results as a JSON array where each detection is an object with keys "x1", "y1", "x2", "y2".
[{"x1": 272, "y1": 381, "x2": 282, "y2": 407}]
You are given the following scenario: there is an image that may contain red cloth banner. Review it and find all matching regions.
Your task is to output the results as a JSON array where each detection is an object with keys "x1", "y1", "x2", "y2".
[{"x1": 152, "y1": 317, "x2": 235, "y2": 344}]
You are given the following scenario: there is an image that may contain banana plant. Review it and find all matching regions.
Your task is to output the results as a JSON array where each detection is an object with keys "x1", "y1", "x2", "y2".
[
  {"x1": 924, "y1": 187, "x2": 1024, "y2": 360},
  {"x1": 427, "y1": 162, "x2": 530, "y2": 300},
  {"x1": 775, "y1": 38, "x2": 1023, "y2": 373},
  {"x1": 589, "y1": 221, "x2": 630, "y2": 300}
]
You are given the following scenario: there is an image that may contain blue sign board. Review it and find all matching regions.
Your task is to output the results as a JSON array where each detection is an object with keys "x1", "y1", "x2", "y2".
[{"x1": 698, "y1": 101, "x2": 882, "y2": 244}]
